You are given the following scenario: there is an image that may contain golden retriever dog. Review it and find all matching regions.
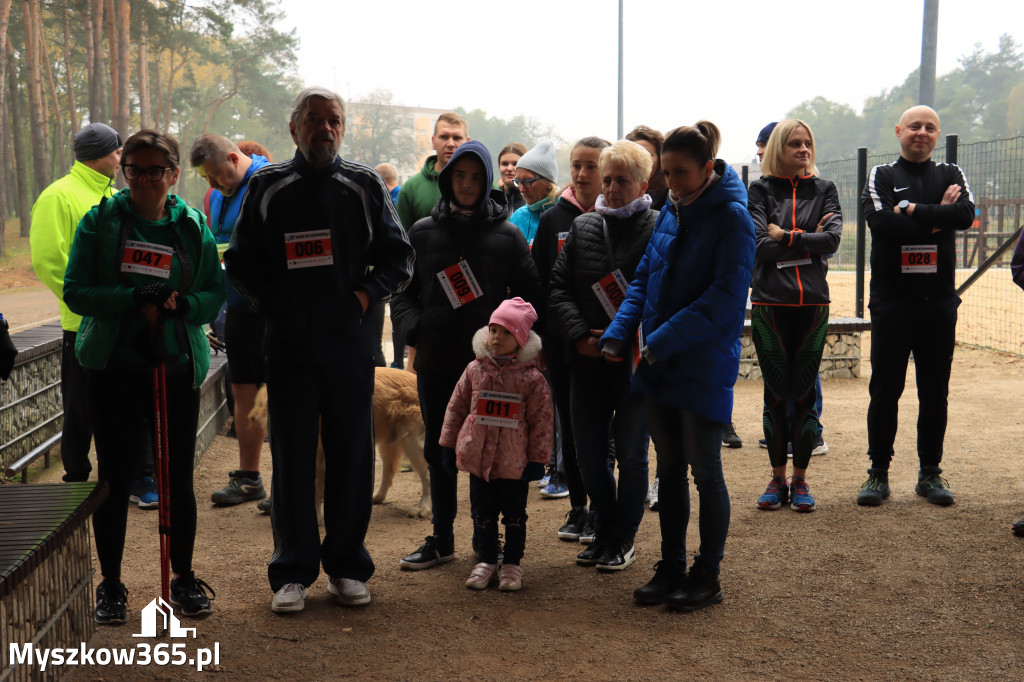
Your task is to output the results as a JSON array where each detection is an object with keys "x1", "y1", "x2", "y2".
[{"x1": 248, "y1": 367, "x2": 430, "y2": 523}]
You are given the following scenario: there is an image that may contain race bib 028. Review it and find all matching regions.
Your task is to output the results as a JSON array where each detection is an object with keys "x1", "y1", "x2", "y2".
[
  {"x1": 121, "y1": 240, "x2": 174, "y2": 279},
  {"x1": 285, "y1": 230, "x2": 334, "y2": 269},
  {"x1": 437, "y1": 261, "x2": 483, "y2": 309},
  {"x1": 901, "y1": 244, "x2": 937, "y2": 273}
]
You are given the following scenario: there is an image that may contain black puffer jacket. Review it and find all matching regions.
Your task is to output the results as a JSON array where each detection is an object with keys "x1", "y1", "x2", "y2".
[
  {"x1": 549, "y1": 207, "x2": 657, "y2": 365},
  {"x1": 747, "y1": 174, "x2": 842, "y2": 306},
  {"x1": 391, "y1": 143, "x2": 542, "y2": 375}
]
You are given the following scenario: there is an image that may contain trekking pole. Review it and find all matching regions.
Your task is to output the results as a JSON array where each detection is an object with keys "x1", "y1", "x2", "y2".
[{"x1": 151, "y1": 321, "x2": 172, "y2": 607}]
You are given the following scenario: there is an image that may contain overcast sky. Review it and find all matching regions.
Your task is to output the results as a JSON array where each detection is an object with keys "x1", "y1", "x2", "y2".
[{"x1": 282, "y1": 0, "x2": 1020, "y2": 163}]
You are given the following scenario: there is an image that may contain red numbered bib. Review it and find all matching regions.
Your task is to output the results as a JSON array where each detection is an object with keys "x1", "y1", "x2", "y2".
[
  {"x1": 437, "y1": 261, "x2": 483, "y2": 309},
  {"x1": 557, "y1": 231, "x2": 569, "y2": 253},
  {"x1": 475, "y1": 391, "x2": 522, "y2": 428},
  {"x1": 901, "y1": 244, "x2": 937, "y2": 273},
  {"x1": 121, "y1": 241, "x2": 173, "y2": 279},
  {"x1": 592, "y1": 269, "x2": 630, "y2": 320},
  {"x1": 285, "y1": 230, "x2": 334, "y2": 269}
]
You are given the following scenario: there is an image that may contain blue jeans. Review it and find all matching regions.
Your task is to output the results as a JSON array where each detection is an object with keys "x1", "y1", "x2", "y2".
[
  {"x1": 645, "y1": 396, "x2": 730, "y2": 573},
  {"x1": 570, "y1": 363, "x2": 648, "y2": 545}
]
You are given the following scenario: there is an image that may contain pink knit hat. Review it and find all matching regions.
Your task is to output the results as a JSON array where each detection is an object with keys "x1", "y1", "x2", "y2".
[{"x1": 489, "y1": 297, "x2": 537, "y2": 348}]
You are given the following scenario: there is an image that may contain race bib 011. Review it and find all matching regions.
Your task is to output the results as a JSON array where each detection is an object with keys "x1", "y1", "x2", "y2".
[
  {"x1": 121, "y1": 240, "x2": 174, "y2": 279},
  {"x1": 475, "y1": 390, "x2": 522, "y2": 428},
  {"x1": 437, "y1": 261, "x2": 483, "y2": 309},
  {"x1": 901, "y1": 244, "x2": 937, "y2": 273},
  {"x1": 285, "y1": 230, "x2": 334, "y2": 269},
  {"x1": 592, "y1": 269, "x2": 630, "y2": 320}
]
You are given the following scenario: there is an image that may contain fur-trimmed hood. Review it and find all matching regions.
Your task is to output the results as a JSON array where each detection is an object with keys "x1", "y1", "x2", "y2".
[{"x1": 471, "y1": 325, "x2": 542, "y2": 364}]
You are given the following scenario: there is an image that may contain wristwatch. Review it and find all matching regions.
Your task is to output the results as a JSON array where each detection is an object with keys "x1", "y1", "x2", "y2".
[{"x1": 897, "y1": 199, "x2": 910, "y2": 211}]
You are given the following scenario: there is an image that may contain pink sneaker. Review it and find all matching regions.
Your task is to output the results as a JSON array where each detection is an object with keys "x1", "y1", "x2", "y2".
[
  {"x1": 465, "y1": 563, "x2": 497, "y2": 590},
  {"x1": 498, "y1": 563, "x2": 522, "y2": 592}
]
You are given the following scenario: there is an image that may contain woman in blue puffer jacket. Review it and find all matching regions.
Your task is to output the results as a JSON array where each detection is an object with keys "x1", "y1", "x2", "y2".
[{"x1": 601, "y1": 120, "x2": 755, "y2": 613}]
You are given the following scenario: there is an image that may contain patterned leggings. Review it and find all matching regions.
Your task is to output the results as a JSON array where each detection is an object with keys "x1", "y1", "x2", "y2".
[{"x1": 751, "y1": 304, "x2": 829, "y2": 469}]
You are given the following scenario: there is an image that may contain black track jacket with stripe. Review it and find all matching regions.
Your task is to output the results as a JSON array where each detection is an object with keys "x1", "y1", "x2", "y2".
[{"x1": 861, "y1": 156, "x2": 974, "y2": 301}]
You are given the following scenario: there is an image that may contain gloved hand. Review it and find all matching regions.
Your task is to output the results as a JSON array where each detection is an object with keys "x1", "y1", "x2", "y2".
[
  {"x1": 0, "y1": 316, "x2": 17, "y2": 381},
  {"x1": 439, "y1": 446, "x2": 458, "y2": 477},
  {"x1": 521, "y1": 462, "x2": 546, "y2": 482},
  {"x1": 134, "y1": 282, "x2": 175, "y2": 307},
  {"x1": 168, "y1": 295, "x2": 191, "y2": 318}
]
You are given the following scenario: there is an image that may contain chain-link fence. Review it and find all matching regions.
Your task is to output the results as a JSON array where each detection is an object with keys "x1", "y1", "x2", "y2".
[{"x1": 740, "y1": 135, "x2": 1024, "y2": 354}]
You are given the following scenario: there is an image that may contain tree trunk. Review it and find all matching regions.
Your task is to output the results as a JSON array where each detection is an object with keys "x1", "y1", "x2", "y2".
[
  {"x1": 23, "y1": 0, "x2": 49, "y2": 200},
  {"x1": 91, "y1": 0, "x2": 105, "y2": 122},
  {"x1": 115, "y1": 0, "x2": 129, "y2": 136},
  {"x1": 8, "y1": 43, "x2": 30, "y2": 236},
  {"x1": 136, "y1": 1, "x2": 150, "y2": 129},
  {"x1": 0, "y1": 0, "x2": 13, "y2": 255},
  {"x1": 104, "y1": 0, "x2": 117, "y2": 128},
  {"x1": 43, "y1": 35, "x2": 67, "y2": 174},
  {"x1": 63, "y1": 1, "x2": 78, "y2": 134},
  {"x1": 82, "y1": 0, "x2": 95, "y2": 123}
]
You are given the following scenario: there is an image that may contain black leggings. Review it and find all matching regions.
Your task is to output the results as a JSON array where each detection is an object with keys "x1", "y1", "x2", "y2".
[
  {"x1": 751, "y1": 304, "x2": 828, "y2": 469},
  {"x1": 89, "y1": 367, "x2": 200, "y2": 581}
]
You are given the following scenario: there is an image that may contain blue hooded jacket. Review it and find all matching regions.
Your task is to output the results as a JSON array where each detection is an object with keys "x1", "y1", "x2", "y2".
[
  {"x1": 602, "y1": 161, "x2": 755, "y2": 423},
  {"x1": 437, "y1": 140, "x2": 502, "y2": 218}
]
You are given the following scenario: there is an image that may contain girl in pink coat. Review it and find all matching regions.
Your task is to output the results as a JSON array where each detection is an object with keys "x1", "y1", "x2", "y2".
[{"x1": 440, "y1": 297, "x2": 554, "y2": 591}]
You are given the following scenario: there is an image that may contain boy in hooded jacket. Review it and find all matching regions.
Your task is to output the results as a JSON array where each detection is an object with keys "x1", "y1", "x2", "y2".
[
  {"x1": 439, "y1": 298, "x2": 553, "y2": 591},
  {"x1": 392, "y1": 141, "x2": 543, "y2": 570}
]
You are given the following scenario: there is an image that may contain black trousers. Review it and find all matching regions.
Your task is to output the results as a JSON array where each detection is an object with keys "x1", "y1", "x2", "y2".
[
  {"x1": 546, "y1": 348, "x2": 585, "y2": 507},
  {"x1": 469, "y1": 475, "x2": 528, "y2": 566},
  {"x1": 89, "y1": 367, "x2": 199, "y2": 580},
  {"x1": 61, "y1": 330, "x2": 93, "y2": 481},
  {"x1": 866, "y1": 296, "x2": 958, "y2": 469},
  {"x1": 266, "y1": 354, "x2": 376, "y2": 590},
  {"x1": 417, "y1": 367, "x2": 465, "y2": 539}
]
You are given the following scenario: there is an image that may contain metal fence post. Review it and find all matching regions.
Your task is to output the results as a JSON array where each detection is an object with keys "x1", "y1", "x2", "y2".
[
  {"x1": 856, "y1": 147, "x2": 867, "y2": 319},
  {"x1": 741, "y1": 164, "x2": 748, "y2": 187},
  {"x1": 945, "y1": 134, "x2": 958, "y2": 164}
]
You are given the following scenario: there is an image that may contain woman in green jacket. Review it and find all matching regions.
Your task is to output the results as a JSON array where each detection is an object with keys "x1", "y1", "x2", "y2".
[{"x1": 64, "y1": 130, "x2": 225, "y2": 625}]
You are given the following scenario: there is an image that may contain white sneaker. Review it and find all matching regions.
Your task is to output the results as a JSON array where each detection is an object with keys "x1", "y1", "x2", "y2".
[
  {"x1": 271, "y1": 583, "x2": 308, "y2": 613},
  {"x1": 328, "y1": 577, "x2": 371, "y2": 606},
  {"x1": 648, "y1": 477, "x2": 660, "y2": 511},
  {"x1": 812, "y1": 436, "x2": 829, "y2": 457}
]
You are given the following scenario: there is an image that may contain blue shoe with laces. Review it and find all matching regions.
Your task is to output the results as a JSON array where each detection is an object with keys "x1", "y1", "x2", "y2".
[
  {"x1": 756, "y1": 476, "x2": 788, "y2": 510},
  {"x1": 789, "y1": 477, "x2": 816, "y2": 512}
]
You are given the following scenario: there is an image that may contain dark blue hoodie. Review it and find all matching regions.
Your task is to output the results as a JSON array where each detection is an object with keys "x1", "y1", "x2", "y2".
[{"x1": 437, "y1": 140, "x2": 509, "y2": 224}]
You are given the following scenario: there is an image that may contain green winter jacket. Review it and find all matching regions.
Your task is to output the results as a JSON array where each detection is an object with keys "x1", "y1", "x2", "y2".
[
  {"x1": 64, "y1": 189, "x2": 225, "y2": 387},
  {"x1": 29, "y1": 161, "x2": 116, "y2": 332},
  {"x1": 396, "y1": 155, "x2": 441, "y2": 230}
]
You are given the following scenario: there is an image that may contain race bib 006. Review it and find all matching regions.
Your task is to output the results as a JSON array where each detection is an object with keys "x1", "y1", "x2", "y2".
[
  {"x1": 475, "y1": 391, "x2": 522, "y2": 428},
  {"x1": 285, "y1": 230, "x2": 334, "y2": 269},
  {"x1": 592, "y1": 269, "x2": 630, "y2": 320},
  {"x1": 121, "y1": 241, "x2": 173, "y2": 279},
  {"x1": 437, "y1": 261, "x2": 483, "y2": 309},
  {"x1": 901, "y1": 244, "x2": 937, "y2": 273}
]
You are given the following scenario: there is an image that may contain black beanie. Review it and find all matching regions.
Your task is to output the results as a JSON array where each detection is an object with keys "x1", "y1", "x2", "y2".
[{"x1": 74, "y1": 123, "x2": 122, "y2": 161}]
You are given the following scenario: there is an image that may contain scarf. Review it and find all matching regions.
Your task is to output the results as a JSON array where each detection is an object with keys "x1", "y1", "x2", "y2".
[{"x1": 595, "y1": 193, "x2": 653, "y2": 219}]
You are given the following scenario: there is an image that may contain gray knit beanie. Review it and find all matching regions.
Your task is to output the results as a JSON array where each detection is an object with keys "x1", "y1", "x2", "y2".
[{"x1": 517, "y1": 140, "x2": 557, "y2": 183}]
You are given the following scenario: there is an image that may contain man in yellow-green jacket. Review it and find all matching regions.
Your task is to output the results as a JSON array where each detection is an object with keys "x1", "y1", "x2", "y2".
[{"x1": 30, "y1": 122, "x2": 122, "y2": 482}]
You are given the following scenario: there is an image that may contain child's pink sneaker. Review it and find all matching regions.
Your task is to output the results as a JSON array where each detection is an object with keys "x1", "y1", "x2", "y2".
[
  {"x1": 465, "y1": 563, "x2": 497, "y2": 590},
  {"x1": 498, "y1": 563, "x2": 522, "y2": 592}
]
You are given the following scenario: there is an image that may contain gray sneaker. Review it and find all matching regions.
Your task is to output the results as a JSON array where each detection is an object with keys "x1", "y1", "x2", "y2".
[
  {"x1": 271, "y1": 583, "x2": 308, "y2": 613},
  {"x1": 328, "y1": 577, "x2": 371, "y2": 606},
  {"x1": 856, "y1": 468, "x2": 891, "y2": 506},
  {"x1": 916, "y1": 467, "x2": 954, "y2": 506},
  {"x1": 211, "y1": 470, "x2": 267, "y2": 506}
]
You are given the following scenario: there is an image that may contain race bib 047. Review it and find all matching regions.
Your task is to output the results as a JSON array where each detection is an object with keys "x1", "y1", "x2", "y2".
[
  {"x1": 437, "y1": 261, "x2": 483, "y2": 309},
  {"x1": 475, "y1": 391, "x2": 522, "y2": 428},
  {"x1": 285, "y1": 230, "x2": 334, "y2": 269},
  {"x1": 121, "y1": 241, "x2": 174, "y2": 279}
]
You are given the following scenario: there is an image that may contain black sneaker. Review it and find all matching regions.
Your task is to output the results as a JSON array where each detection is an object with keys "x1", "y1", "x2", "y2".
[
  {"x1": 558, "y1": 506, "x2": 588, "y2": 541},
  {"x1": 169, "y1": 572, "x2": 215, "y2": 617},
  {"x1": 1013, "y1": 517, "x2": 1024, "y2": 537},
  {"x1": 722, "y1": 423, "x2": 742, "y2": 448},
  {"x1": 210, "y1": 470, "x2": 267, "y2": 506},
  {"x1": 857, "y1": 468, "x2": 891, "y2": 506},
  {"x1": 666, "y1": 562, "x2": 723, "y2": 612},
  {"x1": 596, "y1": 541, "x2": 636, "y2": 572},
  {"x1": 95, "y1": 579, "x2": 128, "y2": 625},
  {"x1": 916, "y1": 467, "x2": 954, "y2": 506},
  {"x1": 579, "y1": 510, "x2": 597, "y2": 544},
  {"x1": 576, "y1": 536, "x2": 606, "y2": 566},
  {"x1": 400, "y1": 535, "x2": 455, "y2": 570},
  {"x1": 634, "y1": 560, "x2": 686, "y2": 605}
]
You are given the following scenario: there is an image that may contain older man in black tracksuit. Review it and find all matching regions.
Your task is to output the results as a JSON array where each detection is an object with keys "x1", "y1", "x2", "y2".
[
  {"x1": 857, "y1": 105, "x2": 975, "y2": 507},
  {"x1": 225, "y1": 87, "x2": 414, "y2": 613}
]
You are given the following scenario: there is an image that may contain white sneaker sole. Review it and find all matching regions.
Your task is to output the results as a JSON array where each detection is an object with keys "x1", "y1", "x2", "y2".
[
  {"x1": 271, "y1": 587, "x2": 308, "y2": 614},
  {"x1": 328, "y1": 580, "x2": 371, "y2": 606}
]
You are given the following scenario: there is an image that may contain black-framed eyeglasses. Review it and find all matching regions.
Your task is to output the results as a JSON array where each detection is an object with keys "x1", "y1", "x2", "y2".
[
  {"x1": 513, "y1": 177, "x2": 543, "y2": 189},
  {"x1": 122, "y1": 164, "x2": 173, "y2": 182}
]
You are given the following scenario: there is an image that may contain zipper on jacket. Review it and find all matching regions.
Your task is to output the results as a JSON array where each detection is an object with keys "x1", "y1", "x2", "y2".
[{"x1": 791, "y1": 179, "x2": 805, "y2": 306}]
